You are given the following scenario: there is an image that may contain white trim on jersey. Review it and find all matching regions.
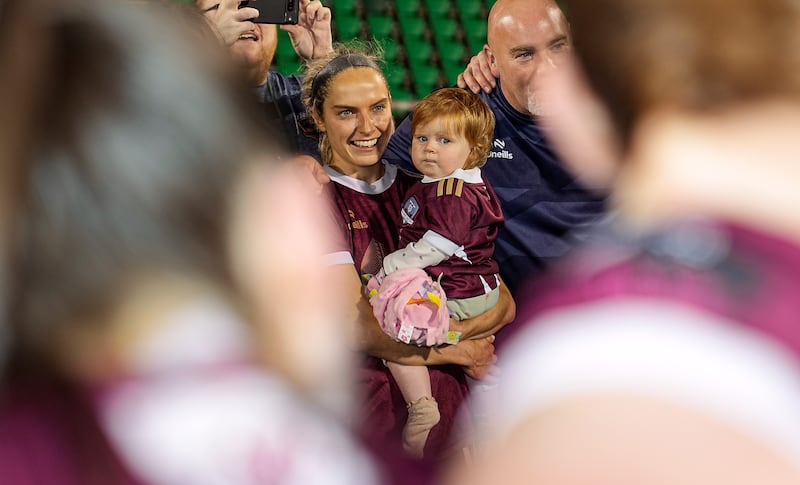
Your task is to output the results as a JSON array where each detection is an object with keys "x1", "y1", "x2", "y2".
[
  {"x1": 323, "y1": 251, "x2": 355, "y2": 266},
  {"x1": 491, "y1": 299, "x2": 800, "y2": 467},
  {"x1": 325, "y1": 161, "x2": 398, "y2": 195}
]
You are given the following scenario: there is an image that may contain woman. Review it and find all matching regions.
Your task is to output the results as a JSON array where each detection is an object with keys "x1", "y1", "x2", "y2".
[
  {"x1": 446, "y1": 0, "x2": 800, "y2": 483},
  {"x1": 0, "y1": 1, "x2": 379, "y2": 483},
  {"x1": 300, "y1": 47, "x2": 515, "y2": 461}
]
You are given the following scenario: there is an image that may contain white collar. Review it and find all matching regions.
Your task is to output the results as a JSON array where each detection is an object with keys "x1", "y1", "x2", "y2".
[
  {"x1": 421, "y1": 167, "x2": 483, "y2": 184},
  {"x1": 326, "y1": 161, "x2": 398, "y2": 195}
]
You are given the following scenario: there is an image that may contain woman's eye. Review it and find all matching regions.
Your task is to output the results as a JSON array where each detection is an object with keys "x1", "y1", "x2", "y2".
[
  {"x1": 339, "y1": 109, "x2": 353, "y2": 117},
  {"x1": 373, "y1": 104, "x2": 386, "y2": 112}
]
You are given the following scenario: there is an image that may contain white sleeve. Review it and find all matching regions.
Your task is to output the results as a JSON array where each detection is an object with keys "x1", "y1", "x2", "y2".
[{"x1": 382, "y1": 234, "x2": 451, "y2": 275}]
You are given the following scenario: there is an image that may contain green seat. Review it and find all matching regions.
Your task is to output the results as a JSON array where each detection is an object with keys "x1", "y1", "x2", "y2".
[
  {"x1": 394, "y1": 0, "x2": 422, "y2": 17},
  {"x1": 438, "y1": 39, "x2": 468, "y2": 66},
  {"x1": 454, "y1": 0, "x2": 483, "y2": 19},
  {"x1": 410, "y1": 63, "x2": 443, "y2": 97},
  {"x1": 442, "y1": 59, "x2": 467, "y2": 85},
  {"x1": 379, "y1": 39, "x2": 401, "y2": 63},
  {"x1": 424, "y1": 0, "x2": 453, "y2": 17},
  {"x1": 430, "y1": 17, "x2": 460, "y2": 47},
  {"x1": 334, "y1": 14, "x2": 363, "y2": 40},
  {"x1": 367, "y1": 15, "x2": 396, "y2": 39},
  {"x1": 332, "y1": 0, "x2": 358, "y2": 15},
  {"x1": 398, "y1": 15, "x2": 428, "y2": 41},
  {"x1": 384, "y1": 64, "x2": 410, "y2": 94},
  {"x1": 404, "y1": 37, "x2": 434, "y2": 64},
  {"x1": 462, "y1": 17, "x2": 488, "y2": 53}
]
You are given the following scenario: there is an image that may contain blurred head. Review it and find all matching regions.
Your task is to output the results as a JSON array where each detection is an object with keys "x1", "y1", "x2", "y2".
[
  {"x1": 487, "y1": 0, "x2": 572, "y2": 116},
  {"x1": 230, "y1": 23, "x2": 277, "y2": 86},
  {"x1": 0, "y1": 0, "x2": 348, "y2": 396},
  {"x1": 410, "y1": 88, "x2": 495, "y2": 177},
  {"x1": 539, "y1": 0, "x2": 800, "y2": 190},
  {"x1": 568, "y1": 0, "x2": 800, "y2": 144},
  {"x1": 301, "y1": 48, "x2": 393, "y2": 178}
]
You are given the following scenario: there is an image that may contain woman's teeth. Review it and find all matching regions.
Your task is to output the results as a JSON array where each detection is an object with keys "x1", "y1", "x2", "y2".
[{"x1": 352, "y1": 139, "x2": 378, "y2": 148}]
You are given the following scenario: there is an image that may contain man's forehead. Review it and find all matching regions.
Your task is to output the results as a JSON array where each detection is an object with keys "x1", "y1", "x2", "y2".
[{"x1": 490, "y1": 6, "x2": 569, "y2": 43}]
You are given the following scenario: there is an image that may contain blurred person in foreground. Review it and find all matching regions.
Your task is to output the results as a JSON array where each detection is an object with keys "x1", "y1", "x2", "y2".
[
  {"x1": 0, "y1": 0, "x2": 380, "y2": 483},
  {"x1": 444, "y1": 0, "x2": 800, "y2": 483},
  {"x1": 197, "y1": 0, "x2": 333, "y2": 157}
]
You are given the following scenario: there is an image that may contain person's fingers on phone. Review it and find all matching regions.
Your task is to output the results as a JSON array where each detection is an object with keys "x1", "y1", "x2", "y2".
[
  {"x1": 216, "y1": 0, "x2": 240, "y2": 13},
  {"x1": 305, "y1": 0, "x2": 327, "y2": 22},
  {"x1": 234, "y1": 6, "x2": 259, "y2": 22}
]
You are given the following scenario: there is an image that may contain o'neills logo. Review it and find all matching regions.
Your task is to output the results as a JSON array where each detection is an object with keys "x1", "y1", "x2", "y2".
[{"x1": 490, "y1": 139, "x2": 514, "y2": 159}]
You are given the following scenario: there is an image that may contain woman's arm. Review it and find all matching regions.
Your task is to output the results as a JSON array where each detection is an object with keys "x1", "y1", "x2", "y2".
[{"x1": 449, "y1": 279, "x2": 516, "y2": 340}]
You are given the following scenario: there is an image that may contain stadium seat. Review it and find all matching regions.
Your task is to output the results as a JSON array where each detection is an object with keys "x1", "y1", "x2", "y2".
[
  {"x1": 334, "y1": 14, "x2": 363, "y2": 39},
  {"x1": 438, "y1": 39, "x2": 468, "y2": 66},
  {"x1": 424, "y1": 0, "x2": 453, "y2": 18},
  {"x1": 367, "y1": 15, "x2": 396, "y2": 39},
  {"x1": 410, "y1": 63, "x2": 443, "y2": 97},
  {"x1": 430, "y1": 17, "x2": 460, "y2": 47},
  {"x1": 332, "y1": 0, "x2": 358, "y2": 15},
  {"x1": 454, "y1": 0, "x2": 484, "y2": 19},
  {"x1": 397, "y1": 15, "x2": 428, "y2": 41},
  {"x1": 395, "y1": 0, "x2": 422, "y2": 18},
  {"x1": 384, "y1": 63, "x2": 409, "y2": 92},
  {"x1": 404, "y1": 37, "x2": 434, "y2": 64},
  {"x1": 380, "y1": 39, "x2": 401, "y2": 64},
  {"x1": 462, "y1": 17, "x2": 488, "y2": 53}
]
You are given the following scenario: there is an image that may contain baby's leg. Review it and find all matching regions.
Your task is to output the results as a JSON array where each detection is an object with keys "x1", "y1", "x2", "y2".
[{"x1": 386, "y1": 361, "x2": 441, "y2": 458}]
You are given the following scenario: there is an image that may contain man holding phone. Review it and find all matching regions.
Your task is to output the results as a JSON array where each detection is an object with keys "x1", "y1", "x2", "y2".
[{"x1": 197, "y1": 0, "x2": 332, "y2": 156}]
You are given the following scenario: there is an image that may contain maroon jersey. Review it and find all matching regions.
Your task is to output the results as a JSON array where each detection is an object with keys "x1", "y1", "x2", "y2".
[
  {"x1": 325, "y1": 162, "x2": 471, "y2": 461},
  {"x1": 513, "y1": 220, "x2": 800, "y2": 356},
  {"x1": 398, "y1": 170, "x2": 504, "y2": 299}
]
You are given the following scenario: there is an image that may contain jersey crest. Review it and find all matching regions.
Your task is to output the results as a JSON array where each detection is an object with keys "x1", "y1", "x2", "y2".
[{"x1": 401, "y1": 196, "x2": 420, "y2": 225}]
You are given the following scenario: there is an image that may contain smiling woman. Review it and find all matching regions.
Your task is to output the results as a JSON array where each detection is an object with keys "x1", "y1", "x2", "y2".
[{"x1": 299, "y1": 46, "x2": 512, "y2": 468}]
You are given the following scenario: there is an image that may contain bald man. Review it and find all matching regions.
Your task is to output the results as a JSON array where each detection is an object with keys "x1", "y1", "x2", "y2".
[{"x1": 384, "y1": 0, "x2": 607, "y2": 315}]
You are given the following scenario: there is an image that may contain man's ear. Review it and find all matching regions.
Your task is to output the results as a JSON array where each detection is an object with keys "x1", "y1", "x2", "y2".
[{"x1": 487, "y1": 47, "x2": 500, "y2": 78}]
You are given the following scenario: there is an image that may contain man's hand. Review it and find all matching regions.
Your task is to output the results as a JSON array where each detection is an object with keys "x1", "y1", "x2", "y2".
[
  {"x1": 281, "y1": 0, "x2": 333, "y2": 60},
  {"x1": 457, "y1": 45, "x2": 496, "y2": 94},
  {"x1": 458, "y1": 336, "x2": 497, "y2": 380},
  {"x1": 198, "y1": 0, "x2": 258, "y2": 45}
]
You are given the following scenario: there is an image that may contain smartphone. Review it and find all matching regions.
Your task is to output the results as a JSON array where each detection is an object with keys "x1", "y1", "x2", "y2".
[{"x1": 239, "y1": 0, "x2": 299, "y2": 25}]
